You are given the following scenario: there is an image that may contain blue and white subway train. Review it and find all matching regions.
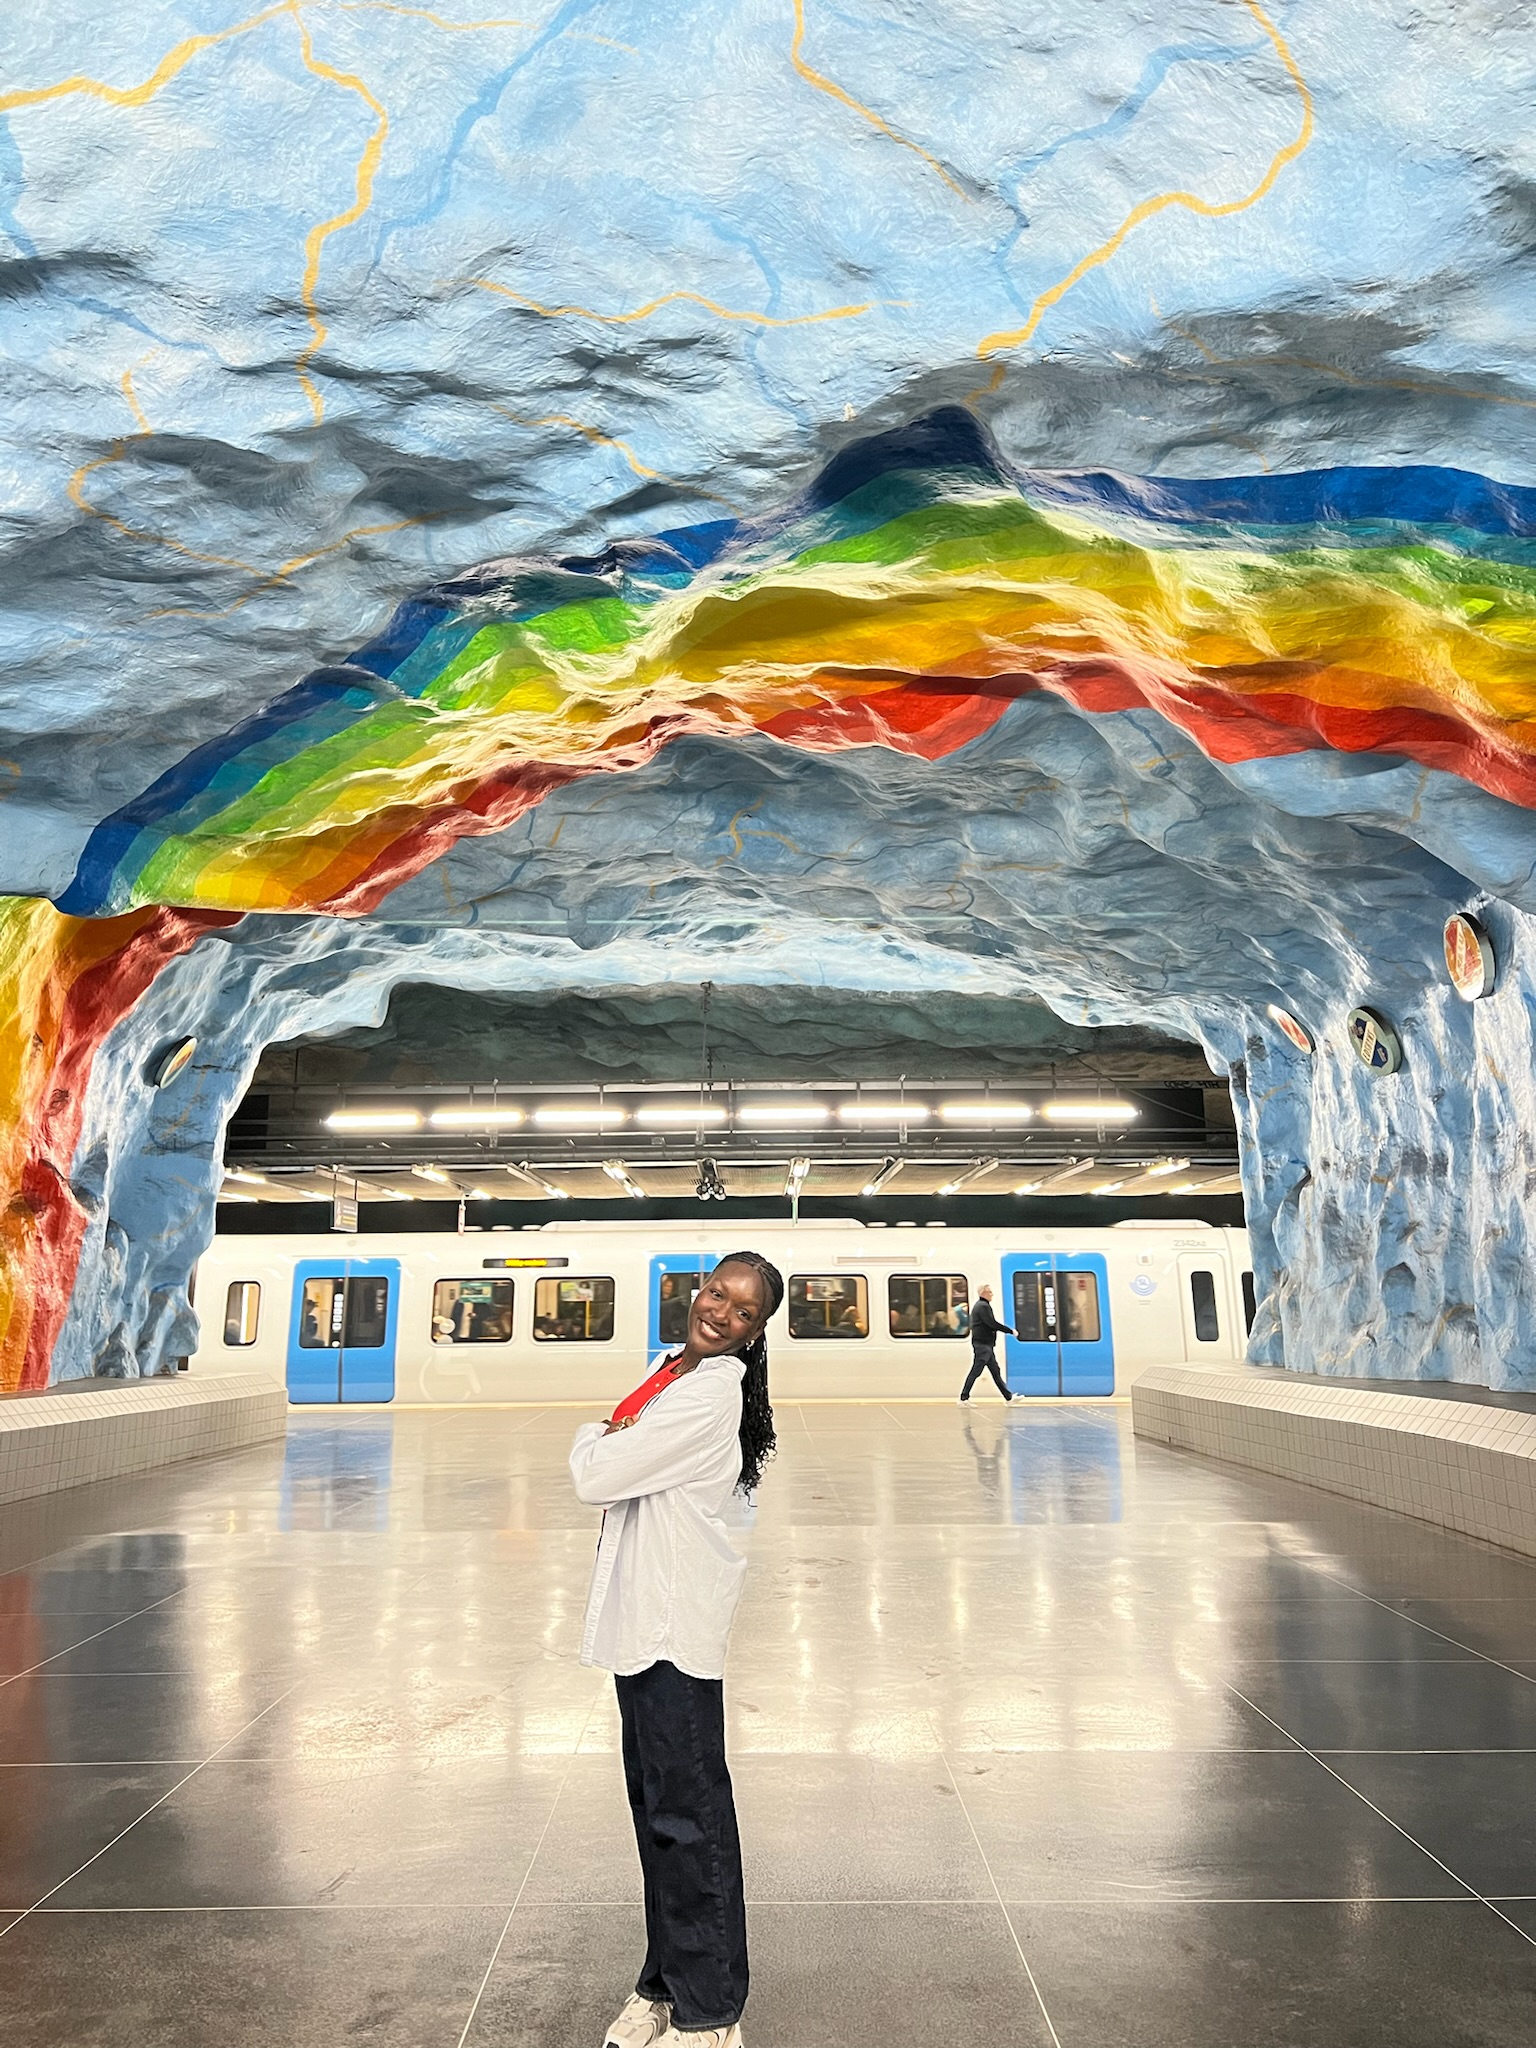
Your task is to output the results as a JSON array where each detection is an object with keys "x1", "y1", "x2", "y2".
[{"x1": 191, "y1": 1217, "x2": 1255, "y2": 1403}]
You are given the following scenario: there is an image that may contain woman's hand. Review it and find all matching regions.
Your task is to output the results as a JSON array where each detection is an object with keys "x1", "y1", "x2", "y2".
[{"x1": 601, "y1": 1415, "x2": 638, "y2": 1436}]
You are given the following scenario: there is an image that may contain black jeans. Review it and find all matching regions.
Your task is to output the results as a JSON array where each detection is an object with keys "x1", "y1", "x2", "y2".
[
  {"x1": 961, "y1": 1346, "x2": 1012, "y2": 1400},
  {"x1": 615, "y1": 1659, "x2": 749, "y2": 2031}
]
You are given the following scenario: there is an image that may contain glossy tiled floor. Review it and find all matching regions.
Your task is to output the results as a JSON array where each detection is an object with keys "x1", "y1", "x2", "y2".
[{"x1": 2, "y1": 1399, "x2": 1535, "y2": 2046}]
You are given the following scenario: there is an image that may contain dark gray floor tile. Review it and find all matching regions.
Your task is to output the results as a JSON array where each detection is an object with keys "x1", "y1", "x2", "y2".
[
  {"x1": 0, "y1": 1614, "x2": 148, "y2": 1676},
  {"x1": 1390, "y1": 1601, "x2": 1536, "y2": 1662},
  {"x1": 1233, "y1": 1661, "x2": 1536, "y2": 1751},
  {"x1": 462, "y1": 1902, "x2": 650, "y2": 2047},
  {"x1": 959, "y1": 1748, "x2": 1467, "y2": 1900},
  {"x1": 0, "y1": 1765, "x2": 186, "y2": 1907},
  {"x1": 0, "y1": 1905, "x2": 507, "y2": 2048},
  {"x1": 0, "y1": 1674, "x2": 291, "y2": 1764},
  {"x1": 216, "y1": 1666, "x2": 603, "y2": 1761},
  {"x1": 1010, "y1": 1900, "x2": 1536, "y2": 2046},
  {"x1": 521, "y1": 1753, "x2": 993, "y2": 1903},
  {"x1": 744, "y1": 1902, "x2": 1056, "y2": 2048},
  {"x1": 1328, "y1": 1753, "x2": 1536, "y2": 1898},
  {"x1": 0, "y1": 1571, "x2": 189, "y2": 1615},
  {"x1": 468, "y1": 1901, "x2": 1055, "y2": 2048},
  {"x1": 51, "y1": 1756, "x2": 563, "y2": 1908}
]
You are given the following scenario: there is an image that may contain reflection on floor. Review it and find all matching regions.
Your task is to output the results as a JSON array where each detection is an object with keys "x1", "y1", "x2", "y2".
[{"x1": 2, "y1": 1400, "x2": 1535, "y2": 2046}]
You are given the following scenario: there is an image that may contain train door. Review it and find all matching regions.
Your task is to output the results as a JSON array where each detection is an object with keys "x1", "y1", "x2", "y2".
[
  {"x1": 648, "y1": 1252, "x2": 720, "y2": 1360},
  {"x1": 1001, "y1": 1252, "x2": 1115, "y2": 1396},
  {"x1": 287, "y1": 1258, "x2": 400, "y2": 1403},
  {"x1": 1176, "y1": 1253, "x2": 1228, "y2": 1359}
]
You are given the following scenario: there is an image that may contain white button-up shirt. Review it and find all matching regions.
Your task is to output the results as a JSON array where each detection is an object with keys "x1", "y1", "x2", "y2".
[{"x1": 570, "y1": 1353, "x2": 748, "y2": 1681}]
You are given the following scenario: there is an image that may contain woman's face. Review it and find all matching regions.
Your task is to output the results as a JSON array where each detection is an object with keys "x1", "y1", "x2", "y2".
[{"x1": 687, "y1": 1262, "x2": 769, "y2": 1357}]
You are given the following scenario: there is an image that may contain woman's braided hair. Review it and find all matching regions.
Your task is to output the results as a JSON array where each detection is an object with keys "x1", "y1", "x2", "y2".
[{"x1": 714, "y1": 1251, "x2": 783, "y2": 1494}]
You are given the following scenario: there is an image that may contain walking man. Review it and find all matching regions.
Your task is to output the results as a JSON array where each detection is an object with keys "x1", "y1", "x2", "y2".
[{"x1": 960, "y1": 1284, "x2": 1014, "y2": 1403}]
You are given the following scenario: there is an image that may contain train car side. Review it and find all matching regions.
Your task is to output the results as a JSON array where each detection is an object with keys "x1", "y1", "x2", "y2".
[{"x1": 190, "y1": 1218, "x2": 1253, "y2": 1403}]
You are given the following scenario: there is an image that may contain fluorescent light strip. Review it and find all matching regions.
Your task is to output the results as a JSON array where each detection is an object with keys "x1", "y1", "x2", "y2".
[
  {"x1": 533, "y1": 1106, "x2": 628, "y2": 1128},
  {"x1": 1040, "y1": 1100, "x2": 1138, "y2": 1123},
  {"x1": 938, "y1": 1102, "x2": 1034, "y2": 1123},
  {"x1": 412, "y1": 1165, "x2": 452, "y2": 1185},
  {"x1": 838, "y1": 1102, "x2": 931, "y2": 1125},
  {"x1": 324, "y1": 1109, "x2": 423, "y2": 1131},
  {"x1": 1140, "y1": 1156, "x2": 1190, "y2": 1178},
  {"x1": 223, "y1": 1168, "x2": 266, "y2": 1186},
  {"x1": 429, "y1": 1106, "x2": 526, "y2": 1128},
  {"x1": 736, "y1": 1103, "x2": 830, "y2": 1126},
  {"x1": 635, "y1": 1105, "x2": 728, "y2": 1128}
]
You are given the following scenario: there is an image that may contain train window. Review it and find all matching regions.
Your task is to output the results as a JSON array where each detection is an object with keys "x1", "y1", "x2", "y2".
[
  {"x1": 1059, "y1": 1271, "x2": 1101, "y2": 1344},
  {"x1": 299, "y1": 1276, "x2": 344, "y2": 1348},
  {"x1": 657, "y1": 1267, "x2": 709, "y2": 1347},
  {"x1": 1012, "y1": 1269, "x2": 1102, "y2": 1344},
  {"x1": 533, "y1": 1275, "x2": 616, "y2": 1342},
  {"x1": 222, "y1": 1281, "x2": 261, "y2": 1347},
  {"x1": 1188, "y1": 1270, "x2": 1220, "y2": 1343},
  {"x1": 788, "y1": 1274, "x2": 868, "y2": 1339},
  {"x1": 432, "y1": 1278, "x2": 514, "y2": 1344},
  {"x1": 1241, "y1": 1270, "x2": 1257, "y2": 1334},
  {"x1": 298, "y1": 1275, "x2": 392, "y2": 1349},
  {"x1": 889, "y1": 1274, "x2": 970, "y2": 1337},
  {"x1": 344, "y1": 1277, "x2": 390, "y2": 1349}
]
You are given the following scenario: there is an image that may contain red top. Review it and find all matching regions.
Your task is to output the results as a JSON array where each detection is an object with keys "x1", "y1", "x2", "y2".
[{"x1": 607, "y1": 1353, "x2": 687, "y2": 1430}]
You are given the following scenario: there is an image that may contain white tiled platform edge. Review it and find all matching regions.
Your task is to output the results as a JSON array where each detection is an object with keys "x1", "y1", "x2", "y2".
[
  {"x1": 0, "y1": 1371, "x2": 286, "y2": 1507},
  {"x1": 1132, "y1": 1365, "x2": 1536, "y2": 1557}
]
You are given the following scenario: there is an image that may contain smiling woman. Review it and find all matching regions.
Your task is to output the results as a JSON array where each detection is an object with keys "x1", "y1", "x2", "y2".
[{"x1": 568, "y1": 1252, "x2": 784, "y2": 2048}]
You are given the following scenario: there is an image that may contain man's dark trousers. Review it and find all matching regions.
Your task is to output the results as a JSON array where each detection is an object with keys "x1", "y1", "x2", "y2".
[{"x1": 961, "y1": 1346, "x2": 1013, "y2": 1401}]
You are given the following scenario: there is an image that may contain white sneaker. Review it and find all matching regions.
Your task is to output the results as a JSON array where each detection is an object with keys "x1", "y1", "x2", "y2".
[
  {"x1": 657, "y1": 2028, "x2": 742, "y2": 2048},
  {"x1": 605, "y1": 1994, "x2": 671, "y2": 2048}
]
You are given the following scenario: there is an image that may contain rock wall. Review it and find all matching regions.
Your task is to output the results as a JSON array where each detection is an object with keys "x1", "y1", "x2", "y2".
[{"x1": 2, "y1": 2, "x2": 1534, "y2": 1389}]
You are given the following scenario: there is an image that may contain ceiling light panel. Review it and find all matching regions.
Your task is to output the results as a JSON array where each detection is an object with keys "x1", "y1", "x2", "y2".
[
  {"x1": 838, "y1": 1102, "x2": 931, "y2": 1125},
  {"x1": 428, "y1": 1106, "x2": 526, "y2": 1128},
  {"x1": 938, "y1": 1101, "x2": 1034, "y2": 1123},
  {"x1": 532, "y1": 1105, "x2": 628, "y2": 1128},
  {"x1": 324, "y1": 1108, "x2": 423, "y2": 1131},
  {"x1": 1040, "y1": 1099, "x2": 1139, "y2": 1123},
  {"x1": 635, "y1": 1104, "x2": 729, "y2": 1127}
]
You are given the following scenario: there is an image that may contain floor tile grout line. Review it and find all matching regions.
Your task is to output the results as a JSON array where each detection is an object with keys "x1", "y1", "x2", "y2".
[
  {"x1": 0, "y1": 1588, "x2": 190, "y2": 1692},
  {"x1": 941, "y1": 1750, "x2": 1063, "y2": 2048},
  {"x1": 1299, "y1": 1568, "x2": 1536, "y2": 1687},
  {"x1": 0, "y1": 1677, "x2": 303, "y2": 1944},
  {"x1": 1221, "y1": 1680, "x2": 1536, "y2": 1952},
  {"x1": 5, "y1": 1891, "x2": 1508, "y2": 1912},
  {"x1": 10, "y1": 1588, "x2": 194, "y2": 1685},
  {"x1": 453, "y1": 1684, "x2": 606, "y2": 2048}
]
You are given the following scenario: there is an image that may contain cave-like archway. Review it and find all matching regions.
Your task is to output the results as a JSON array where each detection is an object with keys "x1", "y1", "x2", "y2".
[{"x1": 6, "y1": 412, "x2": 1535, "y2": 1393}]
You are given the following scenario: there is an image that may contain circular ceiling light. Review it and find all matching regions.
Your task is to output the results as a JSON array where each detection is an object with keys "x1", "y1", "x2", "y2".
[
  {"x1": 148, "y1": 1037, "x2": 198, "y2": 1089},
  {"x1": 1444, "y1": 913, "x2": 1496, "y2": 1001}
]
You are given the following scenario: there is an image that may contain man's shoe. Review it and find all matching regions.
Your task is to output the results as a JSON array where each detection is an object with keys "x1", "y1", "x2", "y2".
[
  {"x1": 605, "y1": 1995, "x2": 671, "y2": 2048},
  {"x1": 657, "y1": 2028, "x2": 742, "y2": 2048}
]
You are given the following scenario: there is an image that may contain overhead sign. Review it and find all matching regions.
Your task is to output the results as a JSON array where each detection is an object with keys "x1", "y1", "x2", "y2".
[
  {"x1": 1265, "y1": 1003, "x2": 1314, "y2": 1055},
  {"x1": 331, "y1": 1192, "x2": 359, "y2": 1232},
  {"x1": 1444, "y1": 913, "x2": 1496, "y2": 1000},
  {"x1": 481, "y1": 1256, "x2": 570, "y2": 1269},
  {"x1": 1347, "y1": 1006, "x2": 1403, "y2": 1075}
]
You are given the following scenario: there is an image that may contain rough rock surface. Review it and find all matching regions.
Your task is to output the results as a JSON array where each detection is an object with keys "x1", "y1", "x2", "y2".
[{"x1": 2, "y1": 2, "x2": 1535, "y2": 1388}]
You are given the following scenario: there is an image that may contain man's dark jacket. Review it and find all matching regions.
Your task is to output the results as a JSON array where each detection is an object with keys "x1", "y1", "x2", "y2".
[{"x1": 970, "y1": 1298, "x2": 1012, "y2": 1350}]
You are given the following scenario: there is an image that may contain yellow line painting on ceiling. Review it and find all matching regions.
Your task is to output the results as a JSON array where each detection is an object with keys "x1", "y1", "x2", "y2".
[
  {"x1": 790, "y1": 0, "x2": 972, "y2": 204},
  {"x1": 469, "y1": 280, "x2": 879, "y2": 330},
  {"x1": 977, "y1": 0, "x2": 1315, "y2": 359}
]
